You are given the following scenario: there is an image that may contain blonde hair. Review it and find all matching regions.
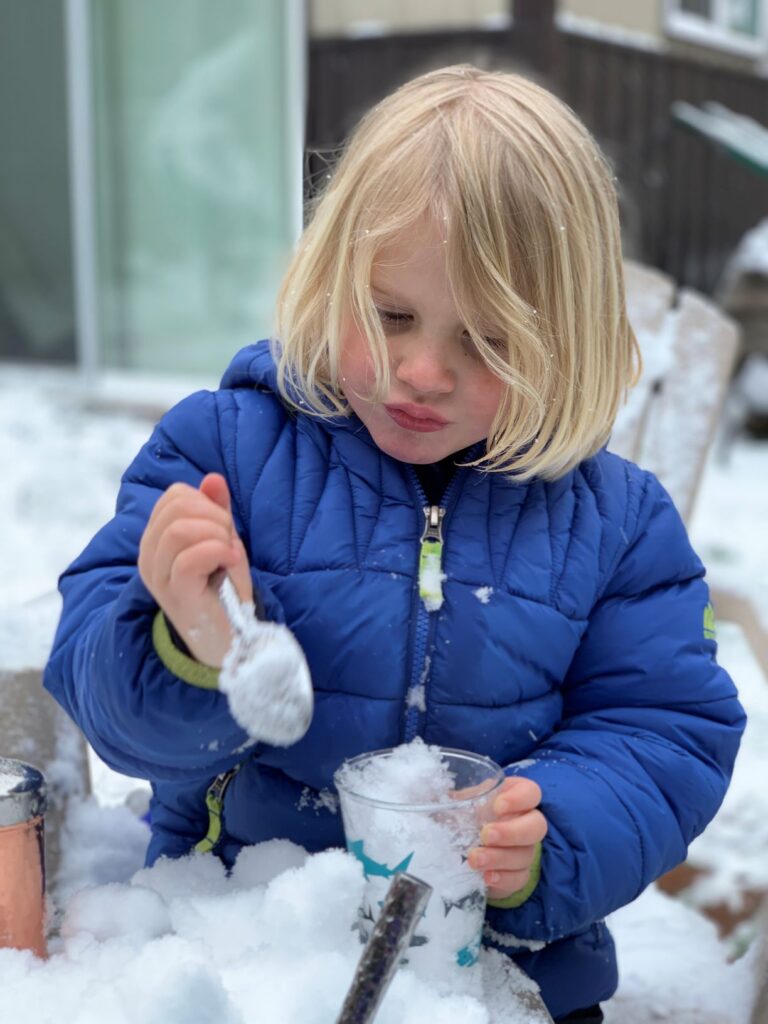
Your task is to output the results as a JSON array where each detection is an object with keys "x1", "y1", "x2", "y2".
[{"x1": 274, "y1": 64, "x2": 640, "y2": 480}]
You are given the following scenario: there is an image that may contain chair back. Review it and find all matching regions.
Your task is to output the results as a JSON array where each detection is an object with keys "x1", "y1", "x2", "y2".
[{"x1": 612, "y1": 260, "x2": 739, "y2": 524}]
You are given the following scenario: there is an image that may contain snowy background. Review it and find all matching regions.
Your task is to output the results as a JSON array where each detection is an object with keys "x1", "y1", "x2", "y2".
[{"x1": 1, "y1": 362, "x2": 767, "y2": 1022}]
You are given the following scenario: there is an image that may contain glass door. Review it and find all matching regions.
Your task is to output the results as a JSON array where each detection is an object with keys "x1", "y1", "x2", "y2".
[{"x1": 86, "y1": 0, "x2": 303, "y2": 375}]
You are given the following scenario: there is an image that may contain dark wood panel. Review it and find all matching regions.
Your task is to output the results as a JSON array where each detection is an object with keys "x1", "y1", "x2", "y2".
[{"x1": 307, "y1": 28, "x2": 768, "y2": 296}]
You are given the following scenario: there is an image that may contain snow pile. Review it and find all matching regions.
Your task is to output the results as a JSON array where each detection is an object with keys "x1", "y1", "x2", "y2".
[
  {"x1": 335, "y1": 738, "x2": 463, "y2": 807},
  {"x1": 53, "y1": 798, "x2": 154, "y2": 906},
  {"x1": 1, "y1": 833, "x2": 548, "y2": 1024},
  {"x1": 336, "y1": 741, "x2": 503, "y2": 993}
]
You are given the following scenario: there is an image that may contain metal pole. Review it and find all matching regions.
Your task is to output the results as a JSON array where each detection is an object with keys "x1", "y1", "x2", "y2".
[
  {"x1": 64, "y1": 0, "x2": 99, "y2": 383},
  {"x1": 286, "y1": 0, "x2": 307, "y2": 242}
]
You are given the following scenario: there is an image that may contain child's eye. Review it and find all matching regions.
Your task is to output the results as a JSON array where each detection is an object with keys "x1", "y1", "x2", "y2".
[
  {"x1": 375, "y1": 307, "x2": 412, "y2": 327},
  {"x1": 462, "y1": 331, "x2": 506, "y2": 355}
]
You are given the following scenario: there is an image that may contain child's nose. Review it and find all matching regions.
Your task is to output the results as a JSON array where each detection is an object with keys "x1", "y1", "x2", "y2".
[{"x1": 392, "y1": 336, "x2": 454, "y2": 395}]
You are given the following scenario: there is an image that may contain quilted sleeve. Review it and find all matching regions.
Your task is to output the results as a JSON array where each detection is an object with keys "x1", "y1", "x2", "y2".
[
  {"x1": 43, "y1": 388, "x2": 287, "y2": 782},
  {"x1": 486, "y1": 470, "x2": 746, "y2": 943}
]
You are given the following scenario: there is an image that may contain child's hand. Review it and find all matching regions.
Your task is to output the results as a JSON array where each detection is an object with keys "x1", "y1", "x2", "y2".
[
  {"x1": 468, "y1": 777, "x2": 547, "y2": 901},
  {"x1": 138, "y1": 473, "x2": 253, "y2": 668}
]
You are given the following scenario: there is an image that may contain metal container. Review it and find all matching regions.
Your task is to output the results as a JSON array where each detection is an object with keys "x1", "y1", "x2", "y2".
[{"x1": 0, "y1": 758, "x2": 47, "y2": 957}]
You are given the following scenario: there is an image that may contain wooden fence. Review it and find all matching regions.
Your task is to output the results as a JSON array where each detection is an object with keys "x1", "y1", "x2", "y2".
[{"x1": 307, "y1": 27, "x2": 768, "y2": 296}]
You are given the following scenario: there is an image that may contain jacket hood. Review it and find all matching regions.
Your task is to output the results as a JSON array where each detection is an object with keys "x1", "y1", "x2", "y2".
[
  {"x1": 219, "y1": 339, "x2": 376, "y2": 449},
  {"x1": 219, "y1": 340, "x2": 281, "y2": 395}
]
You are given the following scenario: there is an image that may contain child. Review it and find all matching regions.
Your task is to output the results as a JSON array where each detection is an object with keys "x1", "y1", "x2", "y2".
[{"x1": 44, "y1": 66, "x2": 745, "y2": 1022}]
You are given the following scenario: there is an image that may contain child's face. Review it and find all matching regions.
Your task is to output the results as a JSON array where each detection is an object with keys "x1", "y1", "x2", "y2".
[{"x1": 339, "y1": 217, "x2": 504, "y2": 465}]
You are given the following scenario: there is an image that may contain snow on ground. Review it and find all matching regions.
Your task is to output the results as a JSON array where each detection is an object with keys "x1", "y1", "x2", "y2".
[
  {"x1": 603, "y1": 885, "x2": 759, "y2": 1024},
  {"x1": 1, "y1": 362, "x2": 767, "y2": 1021},
  {"x1": 693, "y1": 434, "x2": 768, "y2": 634}
]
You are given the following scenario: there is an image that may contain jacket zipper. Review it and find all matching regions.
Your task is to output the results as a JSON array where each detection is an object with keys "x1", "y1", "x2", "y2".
[
  {"x1": 403, "y1": 457, "x2": 476, "y2": 743},
  {"x1": 419, "y1": 505, "x2": 446, "y2": 611}
]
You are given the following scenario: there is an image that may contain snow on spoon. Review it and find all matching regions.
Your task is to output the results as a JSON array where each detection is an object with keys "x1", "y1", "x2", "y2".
[{"x1": 216, "y1": 574, "x2": 314, "y2": 747}]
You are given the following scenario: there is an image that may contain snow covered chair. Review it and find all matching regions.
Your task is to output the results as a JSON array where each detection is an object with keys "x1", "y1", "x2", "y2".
[
  {"x1": 614, "y1": 262, "x2": 768, "y2": 1022},
  {"x1": 0, "y1": 592, "x2": 91, "y2": 882},
  {"x1": 615, "y1": 260, "x2": 737, "y2": 523},
  {"x1": 610, "y1": 260, "x2": 677, "y2": 466},
  {"x1": 613, "y1": 260, "x2": 768, "y2": 681}
]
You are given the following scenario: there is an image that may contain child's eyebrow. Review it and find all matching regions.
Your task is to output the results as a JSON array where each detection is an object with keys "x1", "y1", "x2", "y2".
[{"x1": 369, "y1": 286, "x2": 412, "y2": 310}]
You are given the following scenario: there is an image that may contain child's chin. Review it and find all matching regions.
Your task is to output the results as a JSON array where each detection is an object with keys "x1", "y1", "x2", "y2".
[{"x1": 375, "y1": 433, "x2": 453, "y2": 465}]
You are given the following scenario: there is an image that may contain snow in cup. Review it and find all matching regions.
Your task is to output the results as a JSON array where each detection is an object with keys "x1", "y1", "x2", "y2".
[{"x1": 334, "y1": 739, "x2": 504, "y2": 994}]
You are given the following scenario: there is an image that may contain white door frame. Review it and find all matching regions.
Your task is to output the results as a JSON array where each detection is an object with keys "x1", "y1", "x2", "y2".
[{"x1": 64, "y1": 0, "x2": 99, "y2": 381}]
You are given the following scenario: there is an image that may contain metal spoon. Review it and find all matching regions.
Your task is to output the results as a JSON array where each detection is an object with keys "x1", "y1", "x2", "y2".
[{"x1": 216, "y1": 573, "x2": 314, "y2": 747}]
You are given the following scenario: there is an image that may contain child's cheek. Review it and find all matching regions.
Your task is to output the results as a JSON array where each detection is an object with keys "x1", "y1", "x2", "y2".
[{"x1": 339, "y1": 325, "x2": 379, "y2": 400}]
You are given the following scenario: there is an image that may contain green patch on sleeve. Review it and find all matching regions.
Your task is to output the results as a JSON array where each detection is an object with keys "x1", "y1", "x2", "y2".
[
  {"x1": 152, "y1": 610, "x2": 220, "y2": 690},
  {"x1": 704, "y1": 602, "x2": 717, "y2": 641},
  {"x1": 486, "y1": 841, "x2": 542, "y2": 910}
]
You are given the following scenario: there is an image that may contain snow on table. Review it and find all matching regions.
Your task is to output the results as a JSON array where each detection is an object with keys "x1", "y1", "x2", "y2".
[
  {"x1": 1, "y1": 835, "x2": 548, "y2": 1024},
  {"x1": 3, "y1": 789, "x2": 754, "y2": 1024}
]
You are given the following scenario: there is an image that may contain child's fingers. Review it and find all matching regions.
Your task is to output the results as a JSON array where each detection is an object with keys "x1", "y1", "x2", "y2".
[
  {"x1": 198, "y1": 473, "x2": 231, "y2": 513},
  {"x1": 140, "y1": 495, "x2": 234, "y2": 581},
  {"x1": 451, "y1": 776, "x2": 541, "y2": 809},
  {"x1": 491, "y1": 777, "x2": 542, "y2": 817},
  {"x1": 226, "y1": 536, "x2": 254, "y2": 605},
  {"x1": 485, "y1": 869, "x2": 533, "y2": 900},
  {"x1": 468, "y1": 808, "x2": 546, "y2": 896},
  {"x1": 468, "y1": 843, "x2": 536, "y2": 874},
  {"x1": 168, "y1": 539, "x2": 242, "y2": 592},
  {"x1": 479, "y1": 808, "x2": 548, "y2": 848},
  {"x1": 195, "y1": 476, "x2": 252, "y2": 598},
  {"x1": 152, "y1": 519, "x2": 236, "y2": 586},
  {"x1": 148, "y1": 486, "x2": 234, "y2": 543}
]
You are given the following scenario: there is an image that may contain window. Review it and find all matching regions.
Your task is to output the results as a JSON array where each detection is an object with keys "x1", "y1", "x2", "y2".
[
  {"x1": 0, "y1": 0, "x2": 76, "y2": 364},
  {"x1": 665, "y1": 0, "x2": 765, "y2": 56}
]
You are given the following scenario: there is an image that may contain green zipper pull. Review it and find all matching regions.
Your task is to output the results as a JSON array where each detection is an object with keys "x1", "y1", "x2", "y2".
[{"x1": 419, "y1": 505, "x2": 446, "y2": 612}]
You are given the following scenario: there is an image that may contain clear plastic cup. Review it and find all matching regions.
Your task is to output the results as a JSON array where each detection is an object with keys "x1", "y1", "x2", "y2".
[{"x1": 334, "y1": 746, "x2": 504, "y2": 990}]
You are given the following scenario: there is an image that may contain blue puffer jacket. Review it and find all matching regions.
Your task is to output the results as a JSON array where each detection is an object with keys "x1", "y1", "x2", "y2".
[{"x1": 45, "y1": 340, "x2": 745, "y2": 1018}]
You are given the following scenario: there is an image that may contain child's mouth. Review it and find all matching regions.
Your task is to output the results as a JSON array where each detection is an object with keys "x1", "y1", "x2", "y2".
[{"x1": 384, "y1": 404, "x2": 449, "y2": 433}]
